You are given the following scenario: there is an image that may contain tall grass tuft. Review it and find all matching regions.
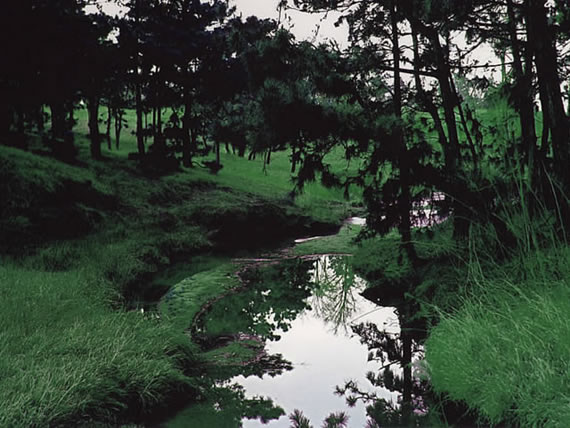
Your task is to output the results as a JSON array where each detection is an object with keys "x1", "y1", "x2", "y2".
[
  {"x1": 0, "y1": 263, "x2": 200, "y2": 426},
  {"x1": 425, "y1": 182, "x2": 570, "y2": 426}
]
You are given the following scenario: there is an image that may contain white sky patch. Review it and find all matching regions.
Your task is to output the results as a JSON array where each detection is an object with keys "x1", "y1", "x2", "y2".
[
  {"x1": 85, "y1": 1, "x2": 125, "y2": 17},
  {"x1": 231, "y1": 0, "x2": 349, "y2": 47},
  {"x1": 86, "y1": 0, "x2": 349, "y2": 47}
]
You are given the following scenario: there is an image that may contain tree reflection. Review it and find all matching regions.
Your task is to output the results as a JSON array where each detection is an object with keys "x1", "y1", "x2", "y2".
[
  {"x1": 309, "y1": 256, "x2": 364, "y2": 333},
  {"x1": 286, "y1": 255, "x2": 431, "y2": 425},
  {"x1": 165, "y1": 384, "x2": 285, "y2": 427},
  {"x1": 201, "y1": 256, "x2": 368, "y2": 341},
  {"x1": 195, "y1": 255, "x2": 434, "y2": 426},
  {"x1": 336, "y1": 311, "x2": 430, "y2": 426},
  {"x1": 201, "y1": 258, "x2": 315, "y2": 342}
]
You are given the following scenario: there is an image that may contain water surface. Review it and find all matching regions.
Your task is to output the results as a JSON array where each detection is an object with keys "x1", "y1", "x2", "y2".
[
  {"x1": 165, "y1": 255, "x2": 407, "y2": 427},
  {"x1": 227, "y1": 256, "x2": 400, "y2": 427}
]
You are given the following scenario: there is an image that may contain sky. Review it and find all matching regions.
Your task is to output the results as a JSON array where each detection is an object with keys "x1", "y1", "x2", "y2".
[
  {"x1": 231, "y1": 0, "x2": 349, "y2": 47},
  {"x1": 231, "y1": 1, "x2": 499, "y2": 81},
  {"x1": 93, "y1": 0, "x2": 349, "y2": 47}
]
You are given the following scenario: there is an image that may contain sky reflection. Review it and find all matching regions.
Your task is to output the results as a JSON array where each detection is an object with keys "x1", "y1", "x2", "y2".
[{"x1": 236, "y1": 256, "x2": 400, "y2": 428}]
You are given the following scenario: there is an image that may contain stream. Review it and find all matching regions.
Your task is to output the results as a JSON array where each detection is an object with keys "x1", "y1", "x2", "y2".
[
  {"x1": 164, "y1": 226, "x2": 428, "y2": 427},
  {"x1": 234, "y1": 256, "x2": 401, "y2": 427}
]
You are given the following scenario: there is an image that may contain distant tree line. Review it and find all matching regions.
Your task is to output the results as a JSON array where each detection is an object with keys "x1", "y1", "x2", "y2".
[
  {"x1": 0, "y1": 0, "x2": 337, "y2": 169},
  {"x1": 2, "y1": 0, "x2": 570, "y2": 247}
]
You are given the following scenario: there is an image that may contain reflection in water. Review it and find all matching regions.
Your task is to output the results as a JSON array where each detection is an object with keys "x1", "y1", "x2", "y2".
[
  {"x1": 164, "y1": 385, "x2": 285, "y2": 428},
  {"x1": 339, "y1": 321, "x2": 428, "y2": 426},
  {"x1": 232, "y1": 256, "x2": 403, "y2": 427},
  {"x1": 165, "y1": 256, "x2": 423, "y2": 427},
  {"x1": 200, "y1": 259, "x2": 315, "y2": 341},
  {"x1": 339, "y1": 274, "x2": 431, "y2": 426},
  {"x1": 310, "y1": 256, "x2": 364, "y2": 332}
]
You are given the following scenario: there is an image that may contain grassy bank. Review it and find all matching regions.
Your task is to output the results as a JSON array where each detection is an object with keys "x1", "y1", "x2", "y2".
[
  {"x1": 426, "y1": 264, "x2": 570, "y2": 426},
  {"x1": 0, "y1": 117, "x2": 359, "y2": 425},
  {"x1": 424, "y1": 223, "x2": 570, "y2": 426},
  {"x1": 349, "y1": 201, "x2": 570, "y2": 425},
  {"x1": 0, "y1": 264, "x2": 198, "y2": 426},
  {"x1": 330, "y1": 201, "x2": 570, "y2": 426}
]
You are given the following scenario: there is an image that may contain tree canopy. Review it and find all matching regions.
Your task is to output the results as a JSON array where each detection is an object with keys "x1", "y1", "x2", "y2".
[{"x1": 2, "y1": 0, "x2": 570, "y2": 247}]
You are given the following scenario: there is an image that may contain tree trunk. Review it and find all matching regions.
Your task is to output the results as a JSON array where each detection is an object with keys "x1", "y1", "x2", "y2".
[
  {"x1": 144, "y1": 110, "x2": 148, "y2": 145},
  {"x1": 450, "y1": 76, "x2": 479, "y2": 171},
  {"x1": 114, "y1": 108, "x2": 123, "y2": 150},
  {"x1": 153, "y1": 70, "x2": 165, "y2": 156},
  {"x1": 215, "y1": 141, "x2": 221, "y2": 168},
  {"x1": 135, "y1": 78, "x2": 145, "y2": 155},
  {"x1": 507, "y1": 0, "x2": 537, "y2": 183},
  {"x1": 393, "y1": 4, "x2": 416, "y2": 413},
  {"x1": 411, "y1": 29, "x2": 449, "y2": 162},
  {"x1": 50, "y1": 102, "x2": 66, "y2": 140},
  {"x1": 68, "y1": 104, "x2": 74, "y2": 130},
  {"x1": 526, "y1": 0, "x2": 569, "y2": 187},
  {"x1": 135, "y1": 0, "x2": 145, "y2": 156},
  {"x1": 432, "y1": 35, "x2": 461, "y2": 168},
  {"x1": 291, "y1": 145, "x2": 298, "y2": 173},
  {"x1": 182, "y1": 91, "x2": 193, "y2": 167},
  {"x1": 411, "y1": 20, "x2": 468, "y2": 237},
  {"x1": 566, "y1": 81, "x2": 570, "y2": 116},
  {"x1": 391, "y1": 0, "x2": 416, "y2": 262},
  {"x1": 157, "y1": 105, "x2": 162, "y2": 136},
  {"x1": 106, "y1": 104, "x2": 112, "y2": 150},
  {"x1": 37, "y1": 106, "x2": 45, "y2": 134},
  {"x1": 87, "y1": 96, "x2": 101, "y2": 159},
  {"x1": 433, "y1": 38, "x2": 470, "y2": 238},
  {"x1": 238, "y1": 140, "x2": 246, "y2": 157},
  {"x1": 152, "y1": 105, "x2": 156, "y2": 138}
]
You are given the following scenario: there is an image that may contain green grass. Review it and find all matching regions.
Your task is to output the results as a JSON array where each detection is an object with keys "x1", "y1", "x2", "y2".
[
  {"x1": 0, "y1": 264, "x2": 198, "y2": 427},
  {"x1": 72, "y1": 106, "x2": 359, "y2": 224},
  {"x1": 426, "y1": 258, "x2": 570, "y2": 426},
  {"x1": 159, "y1": 263, "x2": 240, "y2": 331},
  {"x1": 0, "y1": 106, "x2": 364, "y2": 425},
  {"x1": 11, "y1": 99, "x2": 566, "y2": 427},
  {"x1": 334, "y1": 198, "x2": 570, "y2": 426},
  {"x1": 423, "y1": 199, "x2": 570, "y2": 426},
  {"x1": 194, "y1": 149, "x2": 358, "y2": 224},
  {"x1": 152, "y1": 255, "x2": 230, "y2": 292}
]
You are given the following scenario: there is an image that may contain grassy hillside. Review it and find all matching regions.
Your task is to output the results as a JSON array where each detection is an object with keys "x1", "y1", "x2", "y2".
[
  {"x1": 0, "y1": 114, "x2": 361, "y2": 426},
  {"x1": 4, "y1": 104, "x2": 567, "y2": 426}
]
